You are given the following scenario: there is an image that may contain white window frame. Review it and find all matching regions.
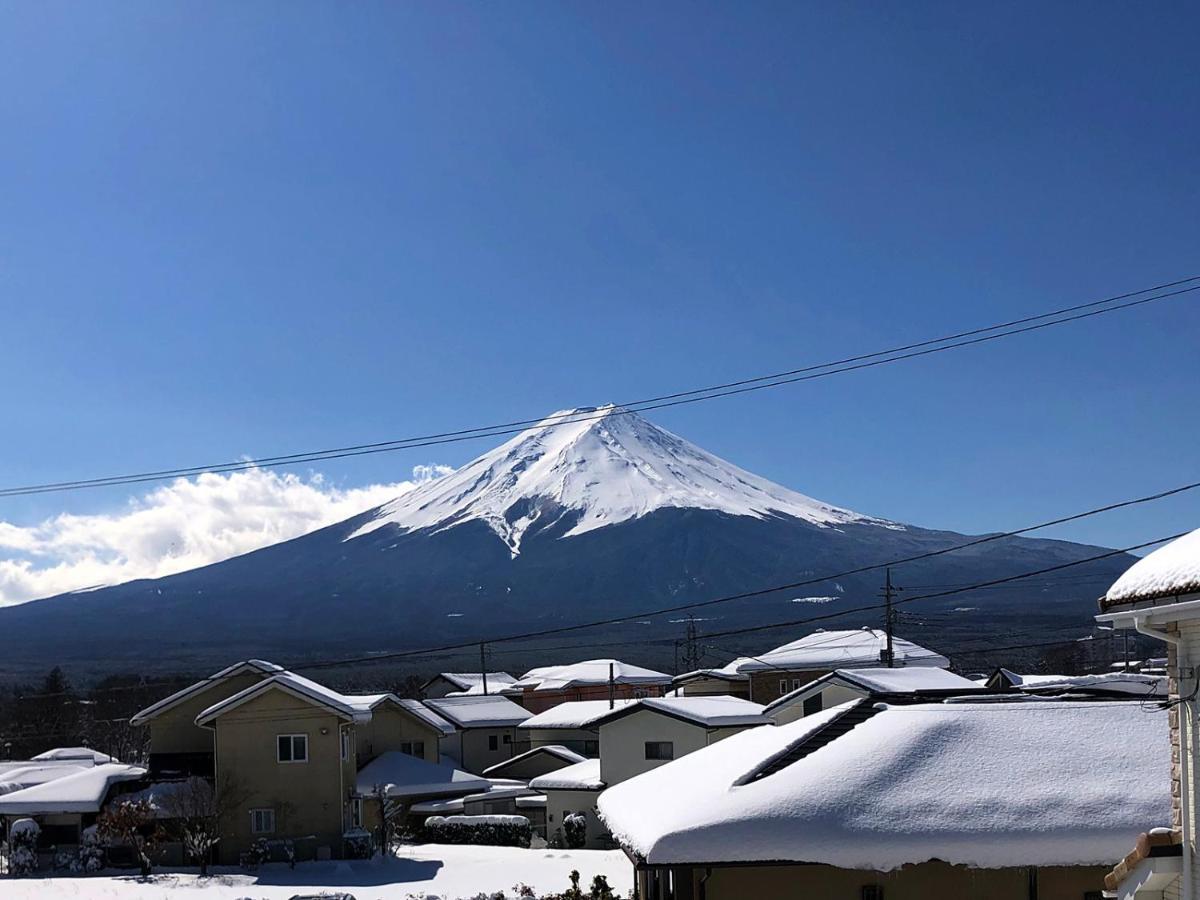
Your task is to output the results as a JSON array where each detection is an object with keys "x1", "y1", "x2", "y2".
[
  {"x1": 778, "y1": 678, "x2": 788, "y2": 694},
  {"x1": 277, "y1": 733, "x2": 308, "y2": 763},
  {"x1": 250, "y1": 808, "x2": 275, "y2": 834},
  {"x1": 792, "y1": 678, "x2": 803, "y2": 692},
  {"x1": 341, "y1": 729, "x2": 352, "y2": 762}
]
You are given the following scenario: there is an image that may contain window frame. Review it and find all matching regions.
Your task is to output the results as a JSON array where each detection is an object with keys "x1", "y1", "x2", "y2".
[
  {"x1": 250, "y1": 808, "x2": 275, "y2": 835},
  {"x1": 277, "y1": 733, "x2": 309, "y2": 764},
  {"x1": 341, "y1": 729, "x2": 352, "y2": 762},
  {"x1": 778, "y1": 678, "x2": 788, "y2": 695},
  {"x1": 645, "y1": 740, "x2": 675, "y2": 761},
  {"x1": 488, "y1": 734, "x2": 499, "y2": 751},
  {"x1": 349, "y1": 797, "x2": 363, "y2": 829}
]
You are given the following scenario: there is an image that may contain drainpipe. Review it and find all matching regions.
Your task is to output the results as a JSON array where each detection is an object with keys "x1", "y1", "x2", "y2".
[{"x1": 1135, "y1": 617, "x2": 1190, "y2": 900}]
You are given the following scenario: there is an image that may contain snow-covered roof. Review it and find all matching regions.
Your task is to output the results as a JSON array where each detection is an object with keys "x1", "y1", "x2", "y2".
[
  {"x1": 0, "y1": 765, "x2": 91, "y2": 796},
  {"x1": 130, "y1": 659, "x2": 283, "y2": 725},
  {"x1": 425, "y1": 695, "x2": 532, "y2": 728},
  {"x1": 195, "y1": 671, "x2": 375, "y2": 725},
  {"x1": 598, "y1": 699, "x2": 1170, "y2": 869},
  {"x1": 510, "y1": 659, "x2": 671, "y2": 691},
  {"x1": 530, "y1": 758, "x2": 604, "y2": 791},
  {"x1": 595, "y1": 696, "x2": 768, "y2": 728},
  {"x1": 390, "y1": 698, "x2": 456, "y2": 736},
  {"x1": 730, "y1": 628, "x2": 949, "y2": 673},
  {"x1": 429, "y1": 672, "x2": 517, "y2": 694},
  {"x1": 515, "y1": 795, "x2": 548, "y2": 808},
  {"x1": 0, "y1": 764, "x2": 147, "y2": 815},
  {"x1": 356, "y1": 751, "x2": 491, "y2": 799},
  {"x1": 520, "y1": 699, "x2": 638, "y2": 730},
  {"x1": 30, "y1": 747, "x2": 116, "y2": 764},
  {"x1": 345, "y1": 405, "x2": 892, "y2": 556},
  {"x1": 766, "y1": 667, "x2": 979, "y2": 713},
  {"x1": 1014, "y1": 672, "x2": 1166, "y2": 697},
  {"x1": 1106, "y1": 528, "x2": 1200, "y2": 606},
  {"x1": 482, "y1": 745, "x2": 587, "y2": 777},
  {"x1": 672, "y1": 667, "x2": 750, "y2": 684},
  {"x1": 117, "y1": 780, "x2": 201, "y2": 818},
  {"x1": 409, "y1": 797, "x2": 465, "y2": 814}
]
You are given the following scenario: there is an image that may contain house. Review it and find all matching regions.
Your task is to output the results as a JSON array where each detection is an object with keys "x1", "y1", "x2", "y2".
[
  {"x1": 191, "y1": 669, "x2": 455, "y2": 863},
  {"x1": 130, "y1": 659, "x2": 285, "y2": 777},
  {"x1": 1093, "y1": 526, "x2": 1200, "y2": 900},
  {"x1": 424, "y1": 695, "x2": 533, "y2": 774},
  {"x1": 592, "y1": 696, "x2": 767, "y2": 787},
  {"x1": 355, "y1": 750, "x2": 492, "y2": 829},
  {"x1": 686, "y1": 628, "x2": 951, "y2": 705},
  {"x1": 763, "y1": 666, "x2": 980, "y2": 724},
  {"x1": 530, "y1": 758, "x2": 606, "y2": 849},
  {"x1": 481, "y1": 744, "x2": 588, "y2": 781},
  {"x1": 505, "y1": 659, "x2": 672, "y2": 713},
  {"x1": 519, "y1": 699, "x2": 638, "y2": 757},
  {"x1": 670, "y1": 666, "x2": 750, "y2": 699},
  {"x1": 0, "y1": 762, "x2": 146, "y2": 850},
  {"x1": 1009, "y1": 671, "x2": 1167, "y2": 698},
  {"x1": 598, "y1": 696, "x2": 1170, "y2": 899},
  {"x1": 421, "y1": 672, "x2": 517, "y2": 698}
]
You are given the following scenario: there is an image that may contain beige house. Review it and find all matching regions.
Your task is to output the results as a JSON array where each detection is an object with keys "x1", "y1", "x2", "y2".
[
  {"x1": 529, "y1": 758, "x2": 607, "y2": 849},
  {"x1": 598, "y1": 695, "x2": 1169, "y2": 900},
  {"x1": 518, "y1": 699, "x2": 637, "y2": 757},
  {"x1": 189, "y1": 668, "x2": 455, "y2": 863},
  {"x1": 130, "y1": 659, "x2": 284, "y2": 777},
  {"x1": 1094, "y1": 527, "x2": 1200, "y2": 900},
  {"x1": 763, "y1": 666, "x2": 978, "y2": 725},
  {"x1": 424, "y1": 695, "x2": 532, "y2": 774}
]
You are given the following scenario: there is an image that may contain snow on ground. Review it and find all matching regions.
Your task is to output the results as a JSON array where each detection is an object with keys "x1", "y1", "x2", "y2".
[{"x1": 4, "y1": 844, "x2": 632, "y2": 899}]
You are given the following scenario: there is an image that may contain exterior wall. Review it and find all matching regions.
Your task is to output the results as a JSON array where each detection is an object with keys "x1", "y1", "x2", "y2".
[
  {"x1": 354, "y1": 704, "x2": 440, "y2": 764},
  {"x1": 1177, "y1": 619, "x2": 1200, "y2": 891},
  {"x1": 422, "y1": 677, "x2": 461, "y2": 699},
  {"x1": 485, "y1": 751, "x2": 575, "y2": 781},
  {"x1": 212, "y1": 689, "x2": 351, "y2": 864},
  {"x1": 522, "y1": 727, "x2": 600, "y2": 757},
  {"x1": 638, "y1": 861, "x2": 1109, "y2": 900},
  {"x1": 598, "y1": 711, "x2": 709, "y2": 787},
  {"x1": 748, "y1": 669, "x2": 830, "y2": 705},
  {"x1": 147, "y1": 672, "x2": 265, "y2": 761},
  {"x1": 439, "y1": 727, "x2": 526, "y2": 774},
  {"x1": 675, "y1": 677, "x2": 750, "y2": 699},
  {"x1": 543, "y1": 788, "x2": 607, "y2": 849},
  {"x1": 768, "y1": 683, "x2": 864, "y2": 725},
  {"x1": 516, "y1": 683, "x2": 666, "y2": 714}
]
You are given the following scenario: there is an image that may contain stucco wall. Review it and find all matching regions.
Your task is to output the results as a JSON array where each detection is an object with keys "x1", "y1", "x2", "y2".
[
  {"x1": 522, "y1": 727, "x2": 600, "y2": 756},
  {"x1": 639, "y1": 861, "x2": 1109, "y2": 900},
  {"x1": 543, "y1": 787, "x2": 607, "y2": 849},
  {"x1": 598, "y1": 711, "x2": 709, "y2": 787},
  {"x1": 147, "y1": 672, "x2": 264, "y2": 755},
  {"x1": 439, "y1": 727, "x2": 524, "y2": 774},
  {"x1": 485, "y1": 750, "x2": 574, "y2": 781},
  {"x1": 213, "y1": 688, "x2": 350, "y2": 864},
  {"x1": 768, "y1": 683, "x2": 864, "y2": 725},
  {"x1": 354, "y1": 703, "x2": 440, "y2": 764}
]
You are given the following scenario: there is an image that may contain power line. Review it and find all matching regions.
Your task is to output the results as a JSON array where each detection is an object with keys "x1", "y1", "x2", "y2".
[{"x1": 3, "y1": 276, "x2": 1196, "y2": 498}]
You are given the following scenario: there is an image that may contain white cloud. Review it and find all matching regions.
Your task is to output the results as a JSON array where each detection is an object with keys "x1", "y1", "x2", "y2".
[{"x1": 0, "y1": 465, "x2": 453, "y2": 606}]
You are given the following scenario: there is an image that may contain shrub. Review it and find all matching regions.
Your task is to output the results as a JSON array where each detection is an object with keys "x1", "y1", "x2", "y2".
[
  {"x1": 563, "y1": 813, "x2": 587, "y2": 850},
  {"x1": 74, "y1": 826, "x2": 105, "y2": 874},
  {"x1": 343, "y1": 828, "x2": 374, "y2": 859},
  {"x1": 8, "y1": 818, "x2": 40, "y2": 876},
  {"x1": 242, "y1": 837, "x2": 270, "y2": 868},
  {"x1": 421, "y1": 815, "x2": 532, "y2": 848}
]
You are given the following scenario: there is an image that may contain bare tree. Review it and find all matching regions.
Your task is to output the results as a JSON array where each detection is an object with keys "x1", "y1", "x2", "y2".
[
  {"x1": 97, "y1": 798, "x2": 164, "y2": 877},
  {"x1": 371, "y1": 782, "x2": 403, "y2": 854},
  {"x1": 158, "y1": 775, "x2": 249, "y2": 876}
]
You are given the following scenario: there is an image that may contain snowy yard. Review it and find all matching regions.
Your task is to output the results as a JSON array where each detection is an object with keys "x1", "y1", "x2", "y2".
[{"x1": 3, "y1": 844, "x2": 633, "y2": 899}]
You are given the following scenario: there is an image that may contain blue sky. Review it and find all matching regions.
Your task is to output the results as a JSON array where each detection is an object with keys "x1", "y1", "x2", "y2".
[{"x1": 1, "y1": 2, "x2": 1198, "y2": 600}]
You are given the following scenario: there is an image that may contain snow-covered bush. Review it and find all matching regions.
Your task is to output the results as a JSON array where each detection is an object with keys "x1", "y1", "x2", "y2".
[
  {"x1": 562, "y1": 813, "x2": 587, "y2": 850},
  {"x1": 242, "y1": 836, "x2": 270, "y2": 868},
  {"x1": 421, "y1": 814, "x2": 532, "y2": 848},
  {"x1": 73, "y1": 825, "x2": 105, "y2": 873},
  {"x1": 7, "y1": 818, "x2": 40, "y2": 876},
  {"x1": 343, "y1": 828, "x2": 374, "y2": 859}
]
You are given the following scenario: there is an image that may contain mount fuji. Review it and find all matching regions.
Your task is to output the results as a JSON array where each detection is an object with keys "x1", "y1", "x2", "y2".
[{"x1": 0, "y1": 406, "x2": 1133, "y2": 672}]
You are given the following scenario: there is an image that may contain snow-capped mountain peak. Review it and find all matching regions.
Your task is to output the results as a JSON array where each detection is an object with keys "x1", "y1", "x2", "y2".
[{"x1": 347, "y1": 405, "x2": 888, "y2": 554}]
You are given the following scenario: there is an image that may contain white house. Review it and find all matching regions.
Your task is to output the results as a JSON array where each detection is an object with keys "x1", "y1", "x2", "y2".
[
  {"x1": 598, "y1": 696, "x2": 1170, "y2": 900},
  {"x1": 529, "y1": 758, "x2": 606, "y2": 849},
  {"x1": 1094, "y1": 526, "x2": 1200, "y2": 900},
  {"x1": 763, "y1": 666, "x2": 979, "y2": 724},
  {"x1": 519, "y1": 699, "x2": 637, "y2": 757},
  {"x1": 423, "y1": 694, "x2": 532, "y2": 774},
  {"x1": 678, "y1": 628, "x2": 951, "y2": 705}
]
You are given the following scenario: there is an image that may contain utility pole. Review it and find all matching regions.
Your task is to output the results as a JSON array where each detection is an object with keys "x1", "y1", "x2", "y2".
[
  {"x1": 608, "y1": 662, "x2": 615, "y2": 709},
  {"x1": 681, "y1": 616, "x2": 701, "y2": 673},
  {"x1": 881, "y1": 568, "x2": 899, "y2": 668},
  {"x1": 480, "y1": 642, "x2": 488, "y2": 695}
]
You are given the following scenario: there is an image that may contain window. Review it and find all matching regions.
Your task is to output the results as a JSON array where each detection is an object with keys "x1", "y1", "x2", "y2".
[
  {"x1": 349, "y1": 798, "x2": 363, "y2": 829},
  {"x1": 778, "y1": 678, "x2": 788, "y2": 695},
  {"x1": 399, "y1": 741, "x2": 425, "y2": 758},
  {"x1": 502, "y1": 733, "x2": 511, "y2": 744},
  {"x1": 488, "y1": 734, "x2": 499, "y2": 751},
  {"x1": 645, "y1": 741, "x2": 674, "y2": 761},
  {"x1": 341, "y1": 729, "x2": 351, "y2": 762},
  {"x1": 861, "y1": 886, "x2": 883, "y2": 900},
  {"x1": 277, "y1": 734, "x2": 308, "y2": 763},
  {"x1": 250, "y1": 808, "x2": 275, "y2": 834},
  {"x1": 802, "y1": 694, "x2": 823, "y2": 717},
  {"x1": 792, "y1": 679, "x2": 803, "y2": 691}
]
